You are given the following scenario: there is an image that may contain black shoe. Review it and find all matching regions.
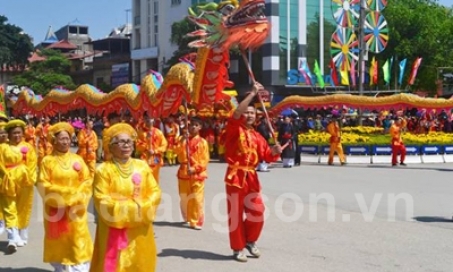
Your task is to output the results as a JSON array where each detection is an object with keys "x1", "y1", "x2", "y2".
[
  {"x1": 400, "y1": 163, "x2": 407, "y2": 166},
  {"x1": 341, "y1": 162, "x2": 347, "y2": 166},
  {"x1": 392, "y1": 164, "x2": 397, "y2": 167}
]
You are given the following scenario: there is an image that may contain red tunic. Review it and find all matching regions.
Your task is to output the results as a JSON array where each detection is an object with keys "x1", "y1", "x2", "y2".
[{"x1": 223, "y1": 116, "x2": 279, "y2": 189}]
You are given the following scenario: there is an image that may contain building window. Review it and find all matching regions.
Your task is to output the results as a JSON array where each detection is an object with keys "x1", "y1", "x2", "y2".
[
  {"x1": 96, "y1": 77, "x2": 104, "y2": 86},
  {"x1": 279, "y1": 0, "x2": 299, "y2": 85},
  {"x1": 171, "y1": 0, "x2": 181, "y2": 6},
  {"x1": 154, "y1": 33, "x2": 158, "y2": 47},
  {"x1": 153, "y1": 1, "x2": 158, "y2": 12},
  {"x1": 69, "y1": 26, "x2": 78, "y2": 34},
  {"x1": 134, "y1": 29, "x2": 141, "y2": 49},
  {"x1": 79, "y1": 27, "x2": 88, "y2": 35}
]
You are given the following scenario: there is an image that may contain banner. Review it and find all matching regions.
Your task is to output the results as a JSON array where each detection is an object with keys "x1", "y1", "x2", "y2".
[{"x1": 313, "y1": 60, "x2": 325, "y2": 88}]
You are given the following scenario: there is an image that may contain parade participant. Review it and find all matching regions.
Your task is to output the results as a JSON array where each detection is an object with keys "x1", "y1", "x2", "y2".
[
  {"x1": 37, "y1": 122, "x2": 93, "y2": 271},
  {"x1": 0, "y1": 120, "x2": 8, "y2": 235},
  {"x1": 36, "y1": 117, "x2": 52, "y2": 165},
  {"x1": 0, "y1": 119, "x2": 37, "y2": 253},
  {"x1": 223, "y1": 82, "x2": 282, "y2": 262},
  {"x1": 164, "y1": 116, "x2": 180, "y2": 166},
  {"x1": 326, "y1": 113, "x2": 346, "y2": 165},
  {"x1": 91, "y1": 123, "x2": 161, "y2": 272},
  {"x1": 0, "y1": 120, "x2": 7, "y2": 143},
  {"x1": 390, "y1": 117, "x2": 407, "y2": 166},
  {"x1": 278, "y1": 116, "x2": 296, "y2": 168},
  {"x1": 102, "y1": 112, "x2": 121, "y2": 161},
  {"x1": 24, "y1": 118, "x2": 36, "y2": 148},
  {"x1": 256, "y1": 116, "x2": 271, "y2": 172},
  {"x1": 77, "y1": 119, "x2": 98, "y2": 177},
  {"x1": 175, "y1": 117, "x2": 209, "y2": 230},
  {"x1": 137, "y1": 116, "x2": 168, "y2": 183}
]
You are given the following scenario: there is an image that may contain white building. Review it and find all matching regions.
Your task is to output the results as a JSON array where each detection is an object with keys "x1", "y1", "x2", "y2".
[
  {"x1": 131, "y1": 0, "x2": 337, "y2": 95},
  {"x1": 131, "y1": 0, "x2": 218, "y2": 83}
]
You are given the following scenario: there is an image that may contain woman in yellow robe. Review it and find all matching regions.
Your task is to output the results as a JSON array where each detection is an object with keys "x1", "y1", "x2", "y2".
[
  {"x1": 37, "y1": 122, "x2": 93, "y2": 271},
  {"x1": 0, "y1": 121, "x2": 8, "y2": 236},
  {"x1": 0, "y1": 119, "x2": 37, "y2": 253},
  {"x1": 91, "y1": 123, "x2": 161, "y2": 272}
]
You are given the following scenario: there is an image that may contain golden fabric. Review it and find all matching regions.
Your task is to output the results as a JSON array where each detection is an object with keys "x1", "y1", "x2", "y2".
[
  {"x1": 136, "y1": 127, "x2": 167, "y2": 183},
  {"x1": 37, "y1": 151, "x2": 93, "y2": 265},
  {"x1": 0, "y1": 141, "x2": 37, "y2": 228},
  {"x1": 47, "y1": 122, "x2": 75, "y2": 142},
  {"x1": 174, "y1": 135, "x2": 210, "y2": 181},
  {"x1": 102, "y1": 123, "x2": 137, "y2": 153},
  {"x1": 390, "y1": 124, "x2": 403, "y2": 145},
  {"x1": 91, "y1": 158, "x2": 161, "y2": 272},
  {"x1": 178, "y1": 179, "x2": 205, "y2": 227},
  {"x1": 25, "y1": 125, "x2": 36, "y2": 148},
  {"x1": 5, "y1": 119, "x2": 26, "y2": 130},
  {"x1": 36, "y1": 123, "x2": 53, "y2": 165},
  {"x1": 326, "y1": 121, "x2": 345, "y2": 164},
  {"x1": 77, "y1": 129, "x2": 98, "y2": 176}
]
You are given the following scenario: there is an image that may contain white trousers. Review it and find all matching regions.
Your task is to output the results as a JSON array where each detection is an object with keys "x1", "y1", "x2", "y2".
[
  {"x1": 257, "y1": 162, "x2": 268, "y2": 171},
  {"x1": 51, "y1": 262, "x2": 90, "y2": 272},
  {"x1": 282, "y1": 158, "x2": 294, "y2": 167}
]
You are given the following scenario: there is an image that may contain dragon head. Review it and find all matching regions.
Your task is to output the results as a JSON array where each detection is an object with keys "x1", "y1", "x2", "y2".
[{"x1": 187, "y1": 0, "x2": 269, "y2": 51}]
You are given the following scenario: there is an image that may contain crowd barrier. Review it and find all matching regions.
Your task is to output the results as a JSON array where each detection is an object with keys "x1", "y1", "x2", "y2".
[{"x1": 298, "y1": 144, "x2": 453, "y2": 164}]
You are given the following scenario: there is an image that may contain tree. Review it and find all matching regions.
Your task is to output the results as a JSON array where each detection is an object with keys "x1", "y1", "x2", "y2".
[
  {"x1": 13, "y1": 49, "x2": 76, "y2": 95},
  {"x1": 165, "y1": 19, "x2": 198, "y2": 71},
  {"x1": 0, "y1": 15, "x2": 33, "y2": 71},
  {"x1": 306, "y1": 15, "x2": 337, "y2": 75},
  {"x1": 383, "y1": 0, "x2": 453, "y2": 92}
]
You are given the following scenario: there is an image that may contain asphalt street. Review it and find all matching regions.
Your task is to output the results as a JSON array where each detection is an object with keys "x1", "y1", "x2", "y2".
[{"x1": 1, "y1": 161, "x2": 453, "y2": 271}]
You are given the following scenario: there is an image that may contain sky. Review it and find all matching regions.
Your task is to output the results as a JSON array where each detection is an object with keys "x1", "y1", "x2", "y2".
[
  {"x1": 1, "y1": 0, "x2": 453, "y2": 45},
  {"x1": 1, "y1": 0, "x2": 132, "y2": 44}
]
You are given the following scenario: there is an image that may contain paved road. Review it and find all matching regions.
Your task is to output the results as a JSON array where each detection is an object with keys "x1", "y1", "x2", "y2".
[{"x1": 1, "y1": 162, "x2": 453, "y2": 271}]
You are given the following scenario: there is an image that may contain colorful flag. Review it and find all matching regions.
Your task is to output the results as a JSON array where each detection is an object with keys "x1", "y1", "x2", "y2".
[
  {"x1": 313, "y1": 60, "x2": 325, "y2": 88},
  {"x1": 398, "y1": 58, "x2": 407, "y2": 85},
  {"x1": 369, "y1": 57, "x2": 378, "y2": 86},
  {"x1": 340, "y1": 67, "x2": 350, "y2": 86},
  {"x1": 330, "y1": 59, "x2": 339, "y2": 86},
  {"x1": 408, "y1": 57, "x2": 423, "y2": 85},
  {"x1": 298, "y1": 59, "x2": 313, "y2": 86},
  {"x1": 350, "y1": 58, "x2": 357, "y2": 87},
  {"x1": 382, "y1": 59, "x2": 390, "y2": 85}
]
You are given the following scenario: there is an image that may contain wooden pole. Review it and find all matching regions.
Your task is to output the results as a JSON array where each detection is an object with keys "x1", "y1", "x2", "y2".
[
  {"x1": 182, "y1": 98, "x2": 191, "y2": 174},
  {"x1": 240, "y1": 50, "x2": 277, "y2": 144}
]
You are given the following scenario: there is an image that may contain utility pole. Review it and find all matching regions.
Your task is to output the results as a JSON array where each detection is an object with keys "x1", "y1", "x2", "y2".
[
  {"x1": 357, "y1": 0, "x2": 366, "y2": 125},
  {"x1": 125, "y1": 9, "x2": 131, "y2": 26}
]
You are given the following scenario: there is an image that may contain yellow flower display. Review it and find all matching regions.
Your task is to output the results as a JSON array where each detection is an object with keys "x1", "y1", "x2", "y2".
[{"x1": 294, "y1": 127, "x2": 453, "y2": 146}]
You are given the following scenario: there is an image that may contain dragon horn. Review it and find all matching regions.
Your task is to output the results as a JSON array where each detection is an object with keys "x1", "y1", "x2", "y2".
[
  {"x1": 197, "y1": 2, "x2": 218, "y2": 11},
  {"x1": 188, "y1": 7, "x2": 197, "y2": 16}
]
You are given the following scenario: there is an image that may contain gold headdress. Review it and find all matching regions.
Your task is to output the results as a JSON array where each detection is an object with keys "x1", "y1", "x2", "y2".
[
  {"x1": 47, "y1": 122, "x2": 75, "y2": 142},
  {"x1": 102, "y1": 123, "x2": 137, "y2": 152},
  {"x1": 5, "y1": 119, "x2": 26, "y2": 131}
]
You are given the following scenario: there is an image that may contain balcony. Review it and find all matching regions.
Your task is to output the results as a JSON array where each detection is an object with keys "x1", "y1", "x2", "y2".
[{"x1": 134, "y1": 16, "x2": 141, "y2": 26}]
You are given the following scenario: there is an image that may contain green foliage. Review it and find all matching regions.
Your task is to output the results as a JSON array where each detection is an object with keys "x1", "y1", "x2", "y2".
[
  {"x1": 306, "y1": 15, "x2": 337, "y2": 74},
  {"x1": 382, "y1": 0, "x2": 453, "y2": 92},
  {"x1": 0, "y1": 15, "x2": 33, "y2": 70},
  {"x1": 13, "y1": 49, "x2": 76, "y2": 95},
  {"x1": 165, "y1": 2, "x2": 208, "y2": 71}
]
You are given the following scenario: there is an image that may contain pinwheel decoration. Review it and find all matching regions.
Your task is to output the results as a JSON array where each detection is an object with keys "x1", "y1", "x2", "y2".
[
  {"x1": 366, "y1": 0, "x2": 387, "y2": 12},
  {"x1": 364, "y1": 11, "x2": 389, "y2": 53},
  {"x1": 330, "y1": 26, "x2": 360, "y2": 71},
  {"x1": 331, "y1": 0, "x2": 360, "y2": 28}
]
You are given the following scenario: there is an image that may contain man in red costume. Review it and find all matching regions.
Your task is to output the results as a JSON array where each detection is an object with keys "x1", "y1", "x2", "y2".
[
  {"x1": 390, "y1": 117, "x2": 407, "y2": 166},
  {"x1": 223, "y1": 82, "x2": 282, "y2": 262}
]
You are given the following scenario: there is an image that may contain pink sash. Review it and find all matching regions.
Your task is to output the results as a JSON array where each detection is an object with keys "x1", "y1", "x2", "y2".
[{"x1": 104, "y1": 227, "x2": 128, "y2": 272}]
